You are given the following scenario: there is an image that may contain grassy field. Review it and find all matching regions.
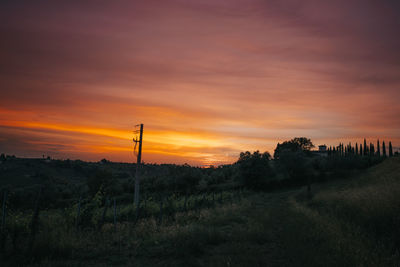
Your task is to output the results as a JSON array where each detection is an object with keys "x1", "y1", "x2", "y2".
[{"x1": 1, "y1": 157, "x2": 400, "y2": 266}]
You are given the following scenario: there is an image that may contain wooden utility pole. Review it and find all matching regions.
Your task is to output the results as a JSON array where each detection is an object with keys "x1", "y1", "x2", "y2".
[{"x1": 133, "y1": 124, "x2": 143, "y2": 211}]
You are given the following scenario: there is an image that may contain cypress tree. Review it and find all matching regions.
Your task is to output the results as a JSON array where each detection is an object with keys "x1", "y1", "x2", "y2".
[
  {"x1": 364, "y1": 138, "x2": 367, "y2": 156},
  {"x1": 389, "y1": 141, "x2": 393, "y2": 157},
  {"x1": 370, "y1": 143, "x2": 374, "y2": 156},
  {"x1": 382, "y1": 141, "x2": 386, "y2": 157},
  {"x1": 355, "y1": 143, "x2": 358, "y2": 155},
  {"x1": 377, "y1": 139, "x2": 380, "y2": 157}
]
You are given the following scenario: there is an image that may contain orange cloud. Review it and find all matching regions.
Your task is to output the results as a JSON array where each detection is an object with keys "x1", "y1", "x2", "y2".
[{"x1": 1, "y1": 1, "x2": 399, "y2": 165}]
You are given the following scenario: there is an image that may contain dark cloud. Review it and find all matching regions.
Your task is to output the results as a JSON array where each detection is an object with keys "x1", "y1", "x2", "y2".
[{"x1": 0, "y1": 0, "x2": 399, "y2": 163}]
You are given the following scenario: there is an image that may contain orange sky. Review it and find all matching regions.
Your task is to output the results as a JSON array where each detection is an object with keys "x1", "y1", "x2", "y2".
[{"x1": 1, "y1": 0, "x2": 400, "y2": 165}]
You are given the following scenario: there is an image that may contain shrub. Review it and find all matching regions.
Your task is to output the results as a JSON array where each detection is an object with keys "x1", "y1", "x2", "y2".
[{"x1": 236, "y1": 151, "x2": 275, "y2": 190}]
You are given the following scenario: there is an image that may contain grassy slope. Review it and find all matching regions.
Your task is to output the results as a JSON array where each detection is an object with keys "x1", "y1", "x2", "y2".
[
  {"x1": 281, "y1": 157, "x2": 400, "y2": 267},
  {"x1": 5, "y1": 158, "x2": 400, "y2": 266}
]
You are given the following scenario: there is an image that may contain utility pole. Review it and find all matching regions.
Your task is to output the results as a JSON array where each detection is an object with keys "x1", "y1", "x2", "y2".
[{"x1": 133, "y1": 124, "x2": 143, "y2": 212}]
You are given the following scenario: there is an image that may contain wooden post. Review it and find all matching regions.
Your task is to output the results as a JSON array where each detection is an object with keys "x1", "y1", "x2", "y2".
[
  {"x1": 75, "y1": 196, "x2": 81, "y2": 231},
  {"x1": 99, "y1": 198, "x2": 109, "y2": 230},
  {"x1": 113, "y1": 198, "x2": 117, "y2": 232},
  {"x1": 212, "y1": 192, "x2": 215, "y2": 207},
  {"x1": 184, "y1": 193, "x2": 188, "y2": 212},
  {"x1": 1, "y1": 190, "x2": 7, "y2": 231},
  {"x1": 29, "y1": 187, "x2": 42, "y2": 252},
  {"x1": 158, "y1": 195, "x2": 164, "y2": 225},
  {"x1": 134, "y1": 124, "x2": 143, "y2": 218},
  {"x1": 1, "y1": 190, "x2": 8, "y2": 251}
]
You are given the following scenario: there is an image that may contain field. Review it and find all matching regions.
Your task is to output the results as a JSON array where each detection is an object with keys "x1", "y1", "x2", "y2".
[{"x1": 0, "y1": 156, "x2": 399, "y2": 266}]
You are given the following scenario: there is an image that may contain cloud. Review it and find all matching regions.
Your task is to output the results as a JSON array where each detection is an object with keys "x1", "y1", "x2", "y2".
[{"x1": 0, "y1": 0, "x2": 399, "y2": 164}]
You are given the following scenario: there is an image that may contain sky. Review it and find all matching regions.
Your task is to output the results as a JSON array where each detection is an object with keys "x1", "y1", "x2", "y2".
[{"x1": 0, "y1": 0, "x2": 399, "y2": 166}]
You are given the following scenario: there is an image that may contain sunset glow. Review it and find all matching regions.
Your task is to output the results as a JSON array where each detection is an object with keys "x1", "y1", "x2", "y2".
[{"x1": 1, "y1": 0, "x2": 399, "y2": 165}]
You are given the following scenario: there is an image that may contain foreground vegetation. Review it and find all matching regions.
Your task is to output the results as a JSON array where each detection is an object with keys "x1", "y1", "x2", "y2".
[
  {"x1": 0, "y1": 137, "x2": 399, "y2": 266},
  {"x1": 1, "y1": 157, "x2": 399, "y2": 266}
]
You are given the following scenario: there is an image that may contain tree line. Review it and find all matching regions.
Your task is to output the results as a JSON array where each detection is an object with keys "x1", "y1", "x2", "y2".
[{"x1": 326, "y1": 139, "x2": 394, "y2": 157}]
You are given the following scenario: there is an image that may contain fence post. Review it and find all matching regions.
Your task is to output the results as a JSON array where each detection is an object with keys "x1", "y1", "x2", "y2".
[
  {"x1": 29, "y1": 187, "x2": 42, "y2": 253},
  {"x1": 1, "y1": 189, "x2": 8, "y2": 251},
  {"x1": 184, "y1": 193, "x2": 188, "y2": 212},
  {"x1": 158, "y1": 195, "x2": 164, "y2": 225},
  {"x1": 99, "y1": 197, "x2": 109, "y2": 230},
  {"x1": 212, "y1": 192, "x2": 215, "y2": 206},
  {"x1": 144, "y1": 193, "x2": 147, "y2": 211},
  {"x1": 113, "y1": 198, "x2": 117, "y2": 232},
  {"x1": 75, "y1": 196, "x2": 81, "y2": 231},
  {"x1": 1, "y1": 190, "x2": 7, "y2": 231},
  {"x1": 207, "y1": 192, "x2": 211, "y2": 209}
]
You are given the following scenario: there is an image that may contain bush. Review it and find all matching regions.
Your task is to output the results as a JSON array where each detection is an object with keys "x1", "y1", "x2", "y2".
[{"x1": 236, "y1": 151, "x2": 275, "y2": 190}]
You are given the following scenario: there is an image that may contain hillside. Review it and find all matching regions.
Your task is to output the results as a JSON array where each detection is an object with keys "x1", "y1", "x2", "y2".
[
  {"x1": 129, "y1": 157, "x2": 400, "y2": 267},
  {"x1": 1, "y1": 157, "x2": 398, "y2": 266},
  {"x1": 278, "y1": 157, "x2": 400, "y2": 266}
]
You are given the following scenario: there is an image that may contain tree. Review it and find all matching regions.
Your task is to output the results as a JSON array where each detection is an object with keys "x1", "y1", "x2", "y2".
[
  {"x1": 389, "y1": 142, "x2": 393, "y2": 157},
  {"x1": 377, "y1": 139, "x2": 380, "y2": 156},
  {"x1": 274, "y1": 137, "x2": 315, "y2": 188},
  {"x1": 360, "y1": 144, "x2": 363, "y2": 156},
  {"x1": 364, "y1": 139, "x2": 367, "y2": 156},
  {"x1": 370, "y1": 143, "x2": 374, "y2": 156},
  {"x1": 175, "y1": 165, "x2": 201, "y2": 195},
  {"x1": 382, "y1": 141, "x2": 386, "y2": 157},
  {"x1": 236, "y1": 151, "x2": 274, "y2": 189},
  {"x1": 274, "y1": 137, "x2": 314, "y2": 159},
  {"x1": 355, "y1": 143, "x2": 358, "y2": 155},
  {"x1": 277, "y1": 149, "x2": 313, "y2": 184}
]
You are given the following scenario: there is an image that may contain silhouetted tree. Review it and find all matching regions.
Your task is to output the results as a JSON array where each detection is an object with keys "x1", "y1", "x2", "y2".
[
  {"x1": 237, "y1": 151, "x2": 274, "y2": 189},
  {"x1": 382, "y1": 141, "x2": 387, "y2": 157},
  {"x1": 364, "y1": 138, "x2": 367, "y2": 156},
  {"x1": 349, "y1": 143, "x2": 354, "y2": 155},
  {"x1": 274, "y1": 137, "x2": 314, "y2": 159},
  {"x1": 370, "y1": 143, "x2": 374, "y2": 156},
  {"x1": 360, "y1": 144, "x2": 363, "y2": 156},
  {"x1": 389, "y1": 142, "x2": 393, "y2": 157},
  {"x1": 377, "y1": 139, "x2": 380, "y2": 157},
  {"x1": 276, "y1": 149, "x2": 312, "y2": 182},
  {"x1": 355, "y1": 143, "x2": 358, "y2": 155}
]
